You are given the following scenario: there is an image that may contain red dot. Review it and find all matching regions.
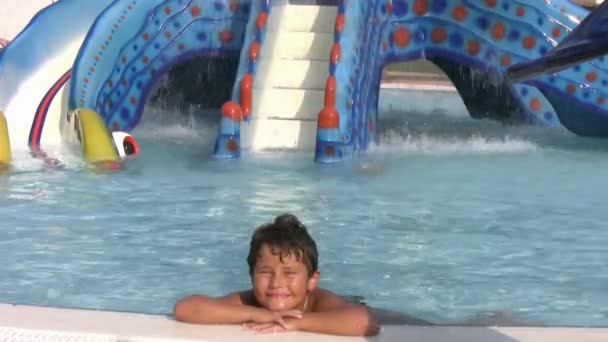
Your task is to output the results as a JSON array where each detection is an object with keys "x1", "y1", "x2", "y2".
[
  {"x1": 453, "y1": 6, "x2": 468, "y2": 21},
  {"x1": 586, "y1": 72, "x2": 598, "y2": 82},
  {"x1": 164, "y1": 6, "x2": 172, "y2": 15},
  {"x1": 501, "y1": 55, "x2": 511, "y2": 66},
  {"x1": 485, "y1": 0, "x2": 497, "y2": 7},
  {"x1": 552, "y1": 27, "x2": 561, "y2": 38},
  {"x1": 108, "y1": 80, "x2": 113, "y2": 88},
  {"x1": 165, "y1": 31, "x2": 172, "y2": 39},
  {"x1": 413, "y1": 0, "x2": 428, "y2": 16},
  {"x1": 566, "y1": 84, "x2": 576, "y2": 93},
  {"x1": 523, "y1": 36, "x2": 536, "y2": 49},
  {"x1": 130, "y1": 97, "x2": 137, "y2": 105},
  {"x1": 325, "y1": 146, "x2": 335, "y2": 157},
  {"x1": 122, "y1": 56, "x2": 127, "y2": 64},
  {"x1": 229, "y1": 2, "x2": 239, "y2": 12},
  {"x1": 394, "y1": 26, "x2": 410, "y2": 47},
  {"x1": 142, "y1": 56, "x2": 148, "y2": 64},
  {"x1": 143, "y1": 33, "x2": 149, "y2": 40},
  {"x1": 530, "y1": 98, "x2": 541, "y2": 111},
  {"x1": 492, "y1": 23, "x2": 505, "y2": 40},
  {"x1": 178, "y1": 43, "x2": 185, "y2": 50},
  {"x1": 598, "y1": 97, "x2": 605, "y2": 105},
  {"x1": 431, "y1": 27, "x2": 447, "y2": 43},
  {"x1": 220, "y1": 30, "x2": 233, "y2": 43},
  {"x1": 191, "y1": 5, "x2": 201, "y2": 16},
  {"x1": 516, "y1": 7, "x2": 525, "y2": 16},
  {"x1": 467, "y1": 40, "x2": 480, "y2": 55},
  {"x1": 108, "y1": 100, "x2": 113, "y2": 108},
  {"x1": 227, "y1": 139, "x2": 239, "y2": 152},
  {"x1": 112, "y1": 122, "x2": 120, "y2": 131},
  {"x1": 94, "y1": 55, "x2": 99, "y2": 62}
]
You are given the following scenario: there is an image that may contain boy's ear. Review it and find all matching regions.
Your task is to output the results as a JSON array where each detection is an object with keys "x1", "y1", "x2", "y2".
[{"x1": 307, "y1": 271, "x2": 320, "y2": 291}]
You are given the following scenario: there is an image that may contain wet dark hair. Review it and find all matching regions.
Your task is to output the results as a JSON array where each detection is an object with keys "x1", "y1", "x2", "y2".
[{"x1": 247, "y1": 214, "x2": 318, "y2": 277}]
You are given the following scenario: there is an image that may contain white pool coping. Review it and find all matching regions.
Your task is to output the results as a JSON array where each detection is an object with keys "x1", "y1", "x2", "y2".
[{"x1": 1, "y1": 304, "x2": 608, "y2": 342}]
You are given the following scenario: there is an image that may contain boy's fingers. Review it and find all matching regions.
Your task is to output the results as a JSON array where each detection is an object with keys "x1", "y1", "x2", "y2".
[{"x1": 282, "y1": 310, "x2": 303, "y2": 318}]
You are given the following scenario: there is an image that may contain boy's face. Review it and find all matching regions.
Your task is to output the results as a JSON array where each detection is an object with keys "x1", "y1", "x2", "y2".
[{"x1": 251, "y1": 243, "x2": 319, "y2": 312}]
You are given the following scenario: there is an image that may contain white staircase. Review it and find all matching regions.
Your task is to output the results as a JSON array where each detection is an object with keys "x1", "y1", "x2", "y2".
[{"x1": 240, "y1": 3, "x2": 337, "y2": 152}]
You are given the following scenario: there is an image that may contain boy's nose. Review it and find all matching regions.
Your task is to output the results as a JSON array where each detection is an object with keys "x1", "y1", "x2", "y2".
[{"x1": 269, "y1": 274, "x2": 285, "y2": 287}]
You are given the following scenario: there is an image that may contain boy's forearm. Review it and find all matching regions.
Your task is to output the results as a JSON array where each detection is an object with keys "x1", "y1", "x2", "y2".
[
  {"x1": 296, "y1": 306, "x2": 381, "y2": 336},
  {"x1": 174, "y1": 295, "x2": 257, "y2": 324}
]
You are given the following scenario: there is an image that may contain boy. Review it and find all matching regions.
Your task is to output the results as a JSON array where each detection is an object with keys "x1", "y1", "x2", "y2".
[{"x1": 174, "y1": 214, "x2": 381, "y2": 336}]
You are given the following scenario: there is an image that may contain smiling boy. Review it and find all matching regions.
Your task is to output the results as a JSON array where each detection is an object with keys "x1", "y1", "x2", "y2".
[{"x1": 174, "y1": 214, "x2": 380, "y2": 336}]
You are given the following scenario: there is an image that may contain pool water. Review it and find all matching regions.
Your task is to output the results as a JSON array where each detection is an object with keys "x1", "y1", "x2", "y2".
[{"x1": 1, "y1": 93, "x2": 608, "y2": 327}]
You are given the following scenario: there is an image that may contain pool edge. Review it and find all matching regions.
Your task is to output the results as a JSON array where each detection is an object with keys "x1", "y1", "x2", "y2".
[{"x1": 1, "y1": 304, "x2": 607, "y2": 341}]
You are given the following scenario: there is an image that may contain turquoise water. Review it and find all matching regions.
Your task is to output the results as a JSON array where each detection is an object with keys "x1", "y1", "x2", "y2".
[{"x1": 1, "y1": 91, "x2": 608, "y2": 327}]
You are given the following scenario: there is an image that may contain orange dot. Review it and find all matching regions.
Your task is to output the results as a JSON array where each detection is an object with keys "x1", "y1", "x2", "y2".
[
  {"x1": 598, "y1": 97, "x2": 605, "y2": 105},
  {"x1": 221, "y1": 101, "x2": 243, "y2": 121},
  {"x1": 501, "y1": 55, "x2": 511, "y2": 66},
  {"x1": 467, "y1": 40, "x2": 480, "y2": 55},
  {"x1": 220, "y1": 30, "x2": 233, "y2": 43},
  {"x1": 226, "y1": 139, "x2": 239, "y2": 152},
  {"x1": 492, "y1": 23, "x2": 505, "y2": 40},
  {"x1": 325, "y1": 146, "x2": 335, "y2": 157},
  {"x1": 516, "y1": 7, "x2": 525, "y2": 16},
  {"x1": 586, "y1": 72, "x2": 598, "y2": 82},
  {"x1": 318, "y1": 107, "x2": 340, "y2": 129},
  {"x1": 530, "y1": 98, "x2": 541, "y2": 111},
  {"x1": 256, "y1": 12, "x2": 267, "y2": 29},
  {"x1": 566, "y1": 84, "x2": 576, "y2": 93},
  {"x1": 335, "y1": 13, "x2": 345, "y2": 32},
  {"x1": 523, "y1": 36, "x2": 536, "y2": 49},
  {"x1": 552, "y1": 27, "x2": 561, "y2": 38},
  {"x1": 249, "y1": 42, "x2": 260, "y2": 60},
  {"x1": 330, "y1": 43, "x2": 341, "y2": 63},
  {"x1": 485, "y1": 0, "x2": 497, "y2": 7},
  {"x1": 413, "y1": 0, "x2": 428, "y2": 16},
  {"x1": 191, "y1": 5, "x2": 201, "y2": 16},
  {"x1": 431, "y1": 27, "x2": 447, "y2": 43},
  {"x1": 453, "y1": 6, "x2": 468, "y2": 21},
  {"x1": 394, "y1": 26, "x2": 410, "y2": 47}
]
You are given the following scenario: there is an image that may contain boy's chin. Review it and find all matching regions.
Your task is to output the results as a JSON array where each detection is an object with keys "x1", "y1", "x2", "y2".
[{"x1": 264, "y1": 299, "x2": 298, "y2": 312}]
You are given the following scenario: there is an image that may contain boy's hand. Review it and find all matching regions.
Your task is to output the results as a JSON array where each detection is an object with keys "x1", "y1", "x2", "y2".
[
  {"x1": 244, "y1": 317, "x2": 299, "y2": 333},
  {"x1": 245, "y1": 309, "x2": 302, "y2": 332}
]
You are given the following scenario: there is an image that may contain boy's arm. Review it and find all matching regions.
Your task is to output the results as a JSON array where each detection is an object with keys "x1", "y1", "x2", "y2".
[
  {"x1": 295, "y1": 289, "x2": 381, "y2": 336},
  {"x1": 174, "y1": 291, "x2": 256, "y2": 324}
]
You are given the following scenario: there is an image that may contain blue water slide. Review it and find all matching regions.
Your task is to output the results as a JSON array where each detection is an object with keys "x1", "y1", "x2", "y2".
[
  {"x1": 315, "y1": 0, "x2": 608, "y2": 162},
  {"x1": 69, "y1": 0, "x2": 252, "y2": 133},
  {"x1": 0, "y1": 0, "x2": 116, "y2": 149}
]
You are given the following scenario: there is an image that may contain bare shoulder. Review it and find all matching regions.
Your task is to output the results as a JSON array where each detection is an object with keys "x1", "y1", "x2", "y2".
[{"x1": 310, "y1": 288, "x2": 355, "y2": 312}]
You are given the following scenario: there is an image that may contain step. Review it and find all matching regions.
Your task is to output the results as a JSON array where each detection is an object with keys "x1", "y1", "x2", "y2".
[
  {"x1": 266, "y1": 4, "x2": 337, "y2": 33},
  {"x1": 253, "y1": 88, "x2": 324, "y2": 120},
  {"x1": 240, "y1": 117, "x2": 318, "y2": 151},
  {"x1": 276, "y1": 31, "x2": 333, "y2": 60},
  {"x1": 254, "y1": 59, "x2": 329, "y2": 89}
]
